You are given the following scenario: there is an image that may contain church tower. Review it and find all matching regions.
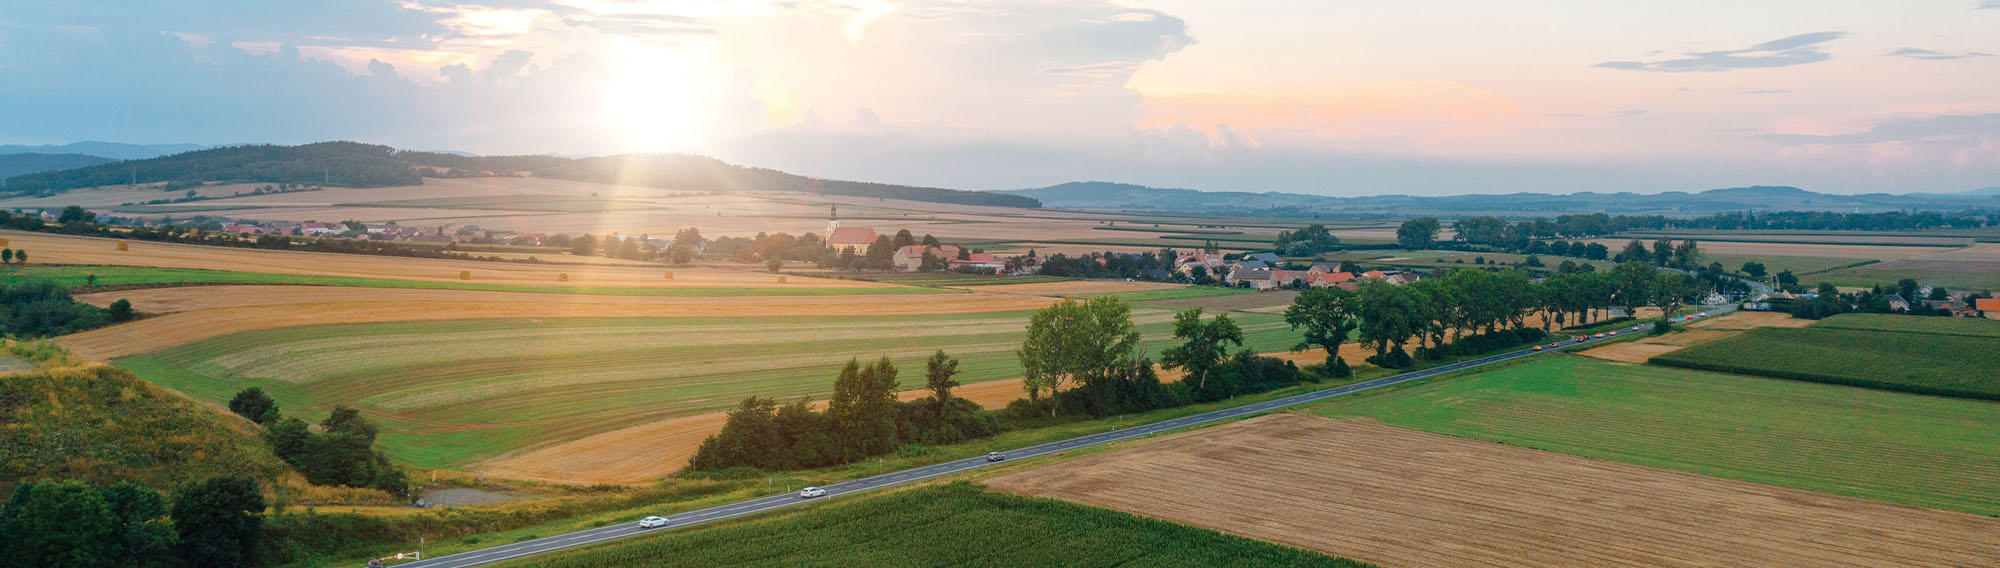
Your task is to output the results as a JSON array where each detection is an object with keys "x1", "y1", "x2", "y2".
[{"x1": 826, "y1": 204, "x2": 839, "y2": 239}]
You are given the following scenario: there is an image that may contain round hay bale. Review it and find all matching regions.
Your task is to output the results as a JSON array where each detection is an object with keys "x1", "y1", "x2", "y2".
[
  {"x1": 663, "y1": 271, "x2": 674, "y2": 279},
  {"x1": 116, "y1": 240, "x2": 129, "y2": 251},
  {"x1": 459, "y1": 270, "x2": 472, "y2": 280},
  {"x1": 0, "y1": 237, "x2": 10, "y2": 247},
  {"x1": 558, "y1": 273, "x2": 569, "y2": 282},
  {"x1": 777, "y1": 276, "x2": 788, "y2": 284}
]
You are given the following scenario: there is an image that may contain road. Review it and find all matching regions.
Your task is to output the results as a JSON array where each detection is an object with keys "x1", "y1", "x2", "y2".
[{"x1": 398, "y1": 307, "x2": 1732, "y2": 568}]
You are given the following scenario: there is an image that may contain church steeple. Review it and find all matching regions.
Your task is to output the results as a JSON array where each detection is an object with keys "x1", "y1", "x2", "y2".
[{"x1": 826, "y1": 204, "x2": 839, "y2": 238}]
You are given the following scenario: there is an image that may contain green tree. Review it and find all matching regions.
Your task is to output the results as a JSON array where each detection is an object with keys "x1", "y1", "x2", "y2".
[
  {"x1": 1671, "y1": 240, "x2": 1700, "y2": 269},
  {"x1": 1016, "y1": 297, "x2": 1140, "y2": 401},
  {"x1": 226, "y1": 387, "x2": 279, "y2": 425},
  {"x1": 667, "y1": 243, "x2": 697, "y2": 264},
  {"x1": 14, "y1": 250, "x2": 24, "y2": 264},
  {"x1": 107, "y1": 298, "x2": 135, "y2": 322},
  {"x1": 58, "y1": 205, "x2": 91, "y2": 225},
  {"x1": 1161, "y1": 308, "x2": 1245, "y2": 389},
  {"x1": 2, "y1": 249, "x2": 11, "y2": 263},
  {"x1": 1610, "y1": 261, "x2": 1657, "y2": 315},
  {"x1": 1776, "y1": 269, "x2": 1799, "y2": 290},
  {"x1": 892, "y1": 229, "x2": 916, "y2": 249},
  {"x1": 1651, "y1": 238, "x2": 1676, "y2": 266},
  {"x1": 920, "y1": 234, "x2": 941, "y2": 247},
  {"x1": 570, "y1": 233, "x2": 597, "y2": 256},
  {"x1": 1741, "y1": 261, "x2": 1767, "y2": 280},
  {"x1": 688, "y1": 397, "x2": 783, "y2": 470},
  {"x1": 1395, "y1": 217, "x2": 1440, "y2": 250},
  {"x1": 1355, "y1": 281, "x2": 1422, "y2": 367},
  {"x1": 0, "y1": 480, "x2": 121, "y2": 567},
  {"x1": 1614, "y1": 240, "x2": 1649, "y2": 263},
  {"x1": 1283, "y1": 286, "x2": 1358, "y2": 376},
  {"x1": 1897, "y1": 278, "x2": 1920, "y2": 302},
  {"x1": 923, "y1": 350, "x2": 961, "y2": 421},
  {"x1": 264, "y1": 416, "x2": 311, "y2": 463},
  {"x1": 865, "y1": 235, "x2": 896, "y2": 270},
  {"x1": 826, "y1": 357, "x2": 900, "y2": 458},
  {"x1": 171, "y1": 476, "x2": 265, "y2": 568},
  {"x1": 765, "y1": 257, "x2": 784, "y2": 272},
  {"x1": 102, "y1": 482, "x2": 175, "y2": 567}
]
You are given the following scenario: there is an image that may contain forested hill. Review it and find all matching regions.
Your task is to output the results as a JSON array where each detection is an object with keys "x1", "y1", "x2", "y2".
[
  {"x1": 2, "y1": 142, "x2": 1040, "y2": 208},
  {"x1": 0, "y1": 153, "x2": 118, "y2": 180},
  {"x1": 535, "y1": 154, "x2": 1041, "y2": 208}
]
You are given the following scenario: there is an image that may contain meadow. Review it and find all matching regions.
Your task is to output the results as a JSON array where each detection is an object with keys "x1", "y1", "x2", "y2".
[
  {"x1": 0, "y1": 265, "x2": 955, "y2": 296},
  {"x1": 115, "y1": 309, "x2": 1305, "y2": 471},
  {"x1": 493, "y1": 482, "x2": 1364, "y2": 568},
  {"x1": 1309, "y1": 356, "x2": 2000, "y2": 516},
  {"x1": 1650, "y1": 316, "x2": 2000, "y2": 400}
]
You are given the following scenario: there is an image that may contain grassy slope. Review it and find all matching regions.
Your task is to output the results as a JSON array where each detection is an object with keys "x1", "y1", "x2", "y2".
[
  {"x1": 494, "y1": 483, "x2": 1366, "y2": 568},
  {"x1": 1649, "y1": 317, "x2": 2000, "y2": 399},
  {"x1": 0, "y1": 342, "x2": 291, "y2": 495},
  {"x1": 1699, "y1": 253, "x2": 1874, "y2": 276},
  {"x1": 0, "y1": 265, "x2": 954, "y2": 296},
  {"x1": 116, "y1": 310, "x2": 1306, "y2": 469},
  {"x1": 1811, "y1": 266, "x2": 2000, "y2": 290},
  {"x1": 1311, "y1": 356, "x2": 2000, "y2": 516}
]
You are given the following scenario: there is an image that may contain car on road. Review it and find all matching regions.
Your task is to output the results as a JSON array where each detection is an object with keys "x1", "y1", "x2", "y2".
[
  {"x1": 1632, "y1": 325, "x2": 1643, "y2": 331},
  {"x1": 1593, "y1": 332, "x2": 1605, "y2": 338},
  {"x1": 986, "y1": 452, "x2": 1005, "y2": 462},
  {"x1": 637, "y1": 516, "x2": 668, "y2": 529},
  {"x1": 1608, "y1": 331, "x2": 1618, "y2": 336},
  {"x1": 799, "y1": 487, "x2": 826, "y2": 498},
  {"x1": 1532, "y1": 345, "x2": 1543, "y2": 351}
]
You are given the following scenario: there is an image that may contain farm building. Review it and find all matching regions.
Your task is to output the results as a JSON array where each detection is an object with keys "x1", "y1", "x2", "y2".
[
  {"x1": 1228, "y1": 267, "x2": 1277, "y2": 290},
  {"x1": 891, "y1": 244, "x2": 960, "y2": 271},
  {"x1": 1979, "y1": 298, "x2": 2000, "y2": 320}
]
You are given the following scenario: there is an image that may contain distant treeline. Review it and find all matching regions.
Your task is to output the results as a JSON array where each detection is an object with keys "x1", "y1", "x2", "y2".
[
  {"x1": 537, "y1": 154, "x2": 1041, "y2": 208},
  {"x1": 1446, "y1": 210, "x2": 1992, "y2": 242},
  {"x1": 0, "y1": 207, "x2": 533, "y2": 264},
  {"x1": 3, "y1": 142, "x2": 423, "y2": 195}
]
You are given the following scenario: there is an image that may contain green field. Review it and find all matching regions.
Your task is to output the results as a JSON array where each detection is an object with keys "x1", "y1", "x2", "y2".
[
  {"x1": 1650, "y1": 315, "x2": 2000, "y2": 400},
  {"x1": 0, "y1": 265, "x2": 954, "y2": 297},
  {"x1": 1078, "y1": 286, "x2": 1253, "y2": 302},
  {"x1": 1310, "y1": 356, "x2": 2000, "y2": 516},
  {"x1": 495, "y1": 482, "x2": 1364, "y2": 568},
  {"x1": 117, "y1": 309, "x2": 1305, "y2": 469},
  {"x1": 1698, "y1": 253, "x2": 1875, "y2": 276},
  {"x1": 1810, "y1": 266, "x2": 2000, "y2": 290}
]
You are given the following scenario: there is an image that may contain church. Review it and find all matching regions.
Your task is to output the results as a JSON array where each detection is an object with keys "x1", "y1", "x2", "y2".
[{"x1": 822, "y1": 205, "x2": 878, "y2": 253}]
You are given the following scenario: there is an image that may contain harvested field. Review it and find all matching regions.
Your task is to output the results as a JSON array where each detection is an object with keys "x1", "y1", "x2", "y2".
[
  {"x1": 112, "y1": 309, "x2": 1305, "y2": 474},
  {"x1": 989, "y1": 414, "x2": 2000, "y2": 568},
  {"x1": 1312, "y1": 356, "x2": 2000, "y2": 516},
  {"x1": 1593, "y1": 239, "x2": 1942, "y2": 260},
  {"x1": 63, "y1": 286, "x2": 1055, "y2": 359},
  {"x1": 1684, "y1": 309, "x2": 1815, "y2": 330},
  {"x1": 0, "y1": 230, "x2": 889, "y2": 289},
  {"x1": 1143, "y1": 289, "x2": 1298, "y2": 312},
  {"x1": 1577, "y1": 329, "x2": 1731, "y2": 363}
]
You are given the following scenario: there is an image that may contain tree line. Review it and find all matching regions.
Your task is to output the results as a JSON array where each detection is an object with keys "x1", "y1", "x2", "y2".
[
  {"x1": 0, "y1": 476, "x2": 267, "y2": 567},
  {"x1": 3, "y1": 142, "x2": 424, "y2": 196},
  {"x1": 228, "y1": 388, "x2": 410, "y2": 500},
  {"x1": 0, "y1": 281, "x2": 134, "y2": 338},
  {"x1": 535, "y1": 154, "x2": 1042, "y2": 208}
]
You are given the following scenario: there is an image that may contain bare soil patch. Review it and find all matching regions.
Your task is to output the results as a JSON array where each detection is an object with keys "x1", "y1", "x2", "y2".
[{"x1": 987, "y1": 414, "x2": 2000, "y2": 568}]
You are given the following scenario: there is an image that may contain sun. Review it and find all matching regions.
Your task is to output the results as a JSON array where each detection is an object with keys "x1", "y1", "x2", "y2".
[{"x1": 601, "y1": 44, "x2": 706, "y2": 154}]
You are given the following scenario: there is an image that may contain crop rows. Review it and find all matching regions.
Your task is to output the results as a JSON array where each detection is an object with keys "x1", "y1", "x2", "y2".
[{"x1": 1650, "y1": 324, "x2": 2000, "y2": 400}]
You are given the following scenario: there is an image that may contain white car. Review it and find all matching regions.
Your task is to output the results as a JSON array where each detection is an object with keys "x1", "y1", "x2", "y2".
[
  {"x1": 637, "y1": 516, "x2": 669, "y2": 529},
  {"x1": 799, "y1": 486, "x2": 827, "y2": 498}
]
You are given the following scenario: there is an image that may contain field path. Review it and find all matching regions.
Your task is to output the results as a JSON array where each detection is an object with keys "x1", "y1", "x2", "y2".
[{"x1": 989, "y1": 414, "x2": 2000, "y2": 568}]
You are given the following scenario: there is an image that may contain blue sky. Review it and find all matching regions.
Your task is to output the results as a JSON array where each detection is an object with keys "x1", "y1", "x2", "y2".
[{"x1": 1, "y1": 0, "x2": 1996, "y2": 195}]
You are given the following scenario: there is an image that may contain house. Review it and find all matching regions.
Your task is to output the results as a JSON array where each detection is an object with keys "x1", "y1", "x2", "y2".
[
  {"x1": 948, "y1": 252, "x2": 1002, "y2": 271},
  {"x1": 1174, "y1": 254, "x2": 1226, "y2": 276},
  {"x1": 1227, "y1": 267, "x2": 1277, "y2": 290},
  {"x1": 1921, "y1": 298, "x2": 1975, "y2": 317},
  {"x1": 1244, "y1": 252, "x2": 1283, "y2": 264},
  {"x1": 300, "y1": 222, "x2": 339, "y2": 237},
  {"x1": 1883, "y1": 293, "x2": 1910, "y2": 312},
  {"x1": 1978, "y1": 298, "x2": 2000, "y2": 320},
  {"x1": 1272, "y1": 270, "x2": 1310, "y2": 288},
  {"x1": 1234, "y1": 260, "x2": 1270, "y2": 271},
  {"x1": 1308, "y1": 272, "x2": 1354, "y2": 288},
  {"x1": 222, "y1": 223, "x2": 264, "y2": 235},
  {"x1": 892, "y1": 244, "x2": 961, "y2": 271},
  {"x1": 1306, "y1": 262, "x2": 1343, "y2": 276}
]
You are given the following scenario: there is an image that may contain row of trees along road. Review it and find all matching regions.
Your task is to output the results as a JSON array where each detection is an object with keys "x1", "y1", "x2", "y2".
[{"x1": 1283, "y1": 263, "x2": 1707, "y2": 370}]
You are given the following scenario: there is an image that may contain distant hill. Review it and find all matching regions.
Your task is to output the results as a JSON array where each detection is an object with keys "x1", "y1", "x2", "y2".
[
  {"x1": 0, "y1": 141, "x2": 207, "y2": 160},
  {"x1": 538, "y1": 154, "x2": 1041, "y2": 208},
  {"x1": 996, "y1": 182, "x2": 2000, "y2": 215},
  {"x1": 3, "y1": 141, "x2": 426, "y2": 195},
  {"x1": 0, "y1": 153, "x2": 118, "y2": 180}
]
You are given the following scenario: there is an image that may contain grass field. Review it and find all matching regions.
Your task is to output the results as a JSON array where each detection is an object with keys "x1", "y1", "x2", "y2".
[
  {"x1": 0, "y1": 265, "x2": 950, "y2": 297},
  {"x1": 1650, "y1": 316, "x2": 2000, "y2": 400},
  {"x1": 494, "y1": 482, "x2": 1363, "y2": 568},
  {"x1": 1699, "y1": 253, "x2": 1875, "y2": 276},
  {"x1": 1309, "y1": 356, "x2": 2000, "y2": 516},
  {"x1": 1810, "y1": 266, "x2": 2000, "y2": 290},
  {"x1": 116, "y1": 309, "x2": 1305, "y2": 470}
]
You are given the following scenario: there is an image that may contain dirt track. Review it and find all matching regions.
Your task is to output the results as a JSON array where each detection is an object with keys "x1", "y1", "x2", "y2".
[
  {"x1": 988, "y1": 414, "x2": 2000, "y2": 568},
  {"x1": 62, "y1": 286, "x2": 1056, "y2": 360}
]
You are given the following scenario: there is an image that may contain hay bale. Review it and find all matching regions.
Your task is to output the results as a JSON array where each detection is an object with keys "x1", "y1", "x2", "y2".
[
  {"x1": 0, "y1": 237, "x2": 10, "y2": 247},
  {"x1": 777, "y1": 276, "x2": 788, "y2": 284},
  {"x1": 459, "y1": 270, "x2": 472, "y2": 280},
  {"x1": 116, "y1": 240, "x2": 128, "y2": 251},
  {"x1": 558, "y1": 273, "x2": 569, "y2": 282},
  {"x1": 663, "y1": 271, "x2": 674, "y2": 280}
]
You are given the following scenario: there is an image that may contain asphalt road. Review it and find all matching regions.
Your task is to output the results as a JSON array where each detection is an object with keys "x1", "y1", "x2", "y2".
[{"x1": 397, "y1": 307, "x2": 1732, "y2": 568}]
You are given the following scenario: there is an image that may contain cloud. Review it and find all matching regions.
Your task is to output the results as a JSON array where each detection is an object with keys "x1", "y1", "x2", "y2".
[
  {"x1": 1761, "y1": 113, "x2": 2000, "y2": 145},
  {"x1": 1982, "y1": 0, "x2": 2000, "y2": 9},
  {"x1": 1741, "y1": 89, "x2": 1792, "y2": 95},
  {"x1": 1, "y1": 0, "x2": 449, "y2": 48},
  {"x1": 1884, "y1": 47, "x2": 1992, "y2": 60},
  {"x1": 1594, "y1": 31, "x2": 1844, "y2": 72}
]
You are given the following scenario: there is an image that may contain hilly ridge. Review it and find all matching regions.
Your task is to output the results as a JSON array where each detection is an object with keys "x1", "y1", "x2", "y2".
[{"x1": 994, "y1": 181, "x2": 2000, "y2": 215}]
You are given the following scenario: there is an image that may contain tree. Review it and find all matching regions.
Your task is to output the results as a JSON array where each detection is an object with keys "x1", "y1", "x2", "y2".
[
  {"x1": 1897, "y1": 278, "x2": 1920, "y2": 302},
  {"x1": 1776, "y1": 269, "x2": 1799, "y2": 290},
  {"x1": 1671, "y1": 240, "x2": 1699, "y2": 269},
  {"x1": 1016, "y1": 297, "x2": 1140, "y2": 402},
  {"x1": 920, "y1": 234, "x2": 941, "y2": 247},
  {"x1": 1, "y1": 480, "x2": 121, "y2": 567},
  {"x1": 825, "y1": 357, "x2": 900, "y2": 457},
  {"x1": 765, "y1": 257, "x2": 784, "y2": 272},
  {"x1": 1284, "y1": 286, "x2": 1358, "y2": 376},
  {"x1": 102, "y1": 482, "x2": 174, "y2": 567},
  {"x1": 1355, "y1": 281, "x2": 1422, "y2": 367},
  {"x1": 1395, "y1": 217, "x2": 1440, "y2": 250},
  {"x1": 1273, "y1": 223, "x2": 1341, "y2": 256},
  {"x1": 1652, "y1": 238, "x2": 1676, "y2": 266},
  {"x1": 667, "y1": 243, "x2": 697, "y2": 264},
  {"x1": 108, "y1": 298, "x2": 135, "y2": 322},
  {"x1": 688, "y1": 397, "x2": 783, "y2": 470},
  {"x1": 1452, "y1": 216, "x2": 1511, "y2": 246},
  {"x1": 865, "y1": 235, "x2": 896, "y2": 270},
  {"x1": 674, "y1": 227, "x2": 703, "y2": 246},
  {"x1": 171, "y1": 476, "x2": 265, "y2": 568},
  {"x1": 14, "y1": 250, "x2": 24, "y2": 264},
  {"x1": 1609, "y1": 261, "x2": 1657, "y2": 314},
  {"x1": 1614, "y1": 240, "x2": 1649, "y2": 263},
  {"x1": 1, "y1": 249, "x2": 10, "y2": 263},
  {"x1": 58, "y1": 205, "x2": 91, "y2": 225},
  {"x1": 1741, "y1": 261, "x2": 1767, "y2": 280},
  {"x1": 226, "y1": 387, "x2": 279, "y2": 425},
  {"x1": 265, "y1": 417, "x2": 311, "y2": 463},
  {"x1": 1161, "y1": 308, "x2": 1245, "y2": 389},
  {"x1": 892, "y1": 229, "x2": 916, "y2": 249},
  {"x1": 570, "y1": 233, "x2": 597, "y2": 256},
  {"x1": 923, "y1": 350, "x2": 961, "y2": 421}
]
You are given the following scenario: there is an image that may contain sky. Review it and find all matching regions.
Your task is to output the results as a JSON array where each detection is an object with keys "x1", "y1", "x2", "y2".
[{"x1": 1, "y1": 0, "x2": 1996, "y2": 195}]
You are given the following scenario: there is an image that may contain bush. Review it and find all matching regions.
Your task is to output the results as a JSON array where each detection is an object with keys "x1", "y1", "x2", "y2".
[
  {"x1": 107, "y1": 298, "x2": 135, "y2": 322},
  {"x1": 0, "y1": 281, "x2": 109, "y2": 338},
  {"x1": 226, "y1": 387, "x2": 280, "y2": 425},
  {"x1": 1365, "y1": 346, "x2": 1414, "y2": 369},
  {"x1": 1651, "y1": 318, "x2": 1672, "y2": 335}
]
